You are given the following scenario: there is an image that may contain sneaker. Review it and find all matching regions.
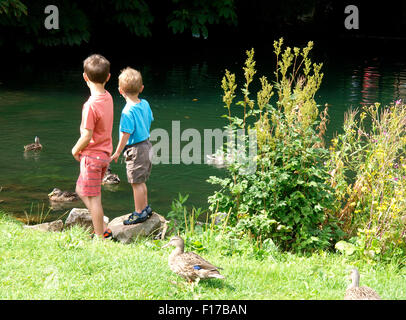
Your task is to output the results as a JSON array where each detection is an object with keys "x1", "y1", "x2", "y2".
[
  {"x1": 91, "y1": 228, "x2": 113, "y2": 239},
  {"x1": 103, "y1": 228, "x2": 113, "y2": 239},
  {"x1": 145, "y1": 204, "x2": 153, "y2": 217},
  {"x1": 123, "y1": 209, "x2": 149, "y2": 225}
]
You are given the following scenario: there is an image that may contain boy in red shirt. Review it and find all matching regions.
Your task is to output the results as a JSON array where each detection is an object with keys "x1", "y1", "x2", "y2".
[{"x1": 72, "y1": 54, "x2": 114, "y2": 238}]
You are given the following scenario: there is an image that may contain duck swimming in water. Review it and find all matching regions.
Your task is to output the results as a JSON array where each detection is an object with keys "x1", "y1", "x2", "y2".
[
  {"x1": 48, "y1": 188, "x2": 79, "y2": 202},
  {"x1": 102, "y1": 166, "x2": 120, "y2": 185},
  {"x1": 206, "y1": 150, "x2": 235, "y2": 168},
  {"x1": 24, "y1": 136, "x2": 42, "y2": 152}
]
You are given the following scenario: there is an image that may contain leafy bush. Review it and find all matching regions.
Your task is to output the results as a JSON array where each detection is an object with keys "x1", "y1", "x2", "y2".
[
  {"x1": 0, "y1": 0, "x2": 90, "y2": 52},
  {"x1": 167, "y1": 193, "x2": 205, "y2": 234},
  {"x1": 168, "y1": 0, "x2": 237, "y2": 38},
  {"x1": 207, "y1": 39, "x2": 342, "y2": 253},
  {"x1": 0, "y1": 0, "x2": 237, "y2": 52},
  {"x1": 327, "y1": 101, "x2": 406, "y2": 261},
  {"x1": 0, "y1": 0, "x2": 27, "y2": 16}
]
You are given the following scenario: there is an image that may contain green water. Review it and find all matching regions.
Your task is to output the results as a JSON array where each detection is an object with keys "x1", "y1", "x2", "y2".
[{"x1": 1, "y1": 48, "x2": 405, "y2": 222}]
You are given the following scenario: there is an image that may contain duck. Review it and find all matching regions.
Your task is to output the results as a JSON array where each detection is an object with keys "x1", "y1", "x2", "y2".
[
  {"x1": 24, "y1": 136, "x2": 42, "y2": 152},
  {"x1": 162, "y1": 236, "x2": 225, "y2": 283},
  {"x1": 206, "y1": 153, "x2": 225, "y2": 166},
  {"x1": 206, "y1": 150, "x2": 234, "y2": 168},
  {"x1": 102, "y1": 166, "x2": 120, "y2": 185},
  {"x1": 48, "y1": 188, "x2": 79, "y2": 202},
  {"x1": 344, "y1": 268, "x2": 381, "y2": 300}
]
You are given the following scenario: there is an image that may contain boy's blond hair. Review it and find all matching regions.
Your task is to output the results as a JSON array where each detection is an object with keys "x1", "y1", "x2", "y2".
[{"x1": 119, "y1": 67, "x2": 143, "y2": 95}]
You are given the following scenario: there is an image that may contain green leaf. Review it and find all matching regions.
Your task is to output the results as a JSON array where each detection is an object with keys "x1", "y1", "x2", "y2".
[
  {"x1": 201, "y1": 25, "x2": 208, "y2": 38},
  {"x1": 335, "y1": 241, "x2": 356, "y2": 256}
]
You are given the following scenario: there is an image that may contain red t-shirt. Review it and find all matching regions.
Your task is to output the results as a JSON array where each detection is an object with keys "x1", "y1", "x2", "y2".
[{"x1": 80, "y1": 90, "x2": 114, "y2": 156}]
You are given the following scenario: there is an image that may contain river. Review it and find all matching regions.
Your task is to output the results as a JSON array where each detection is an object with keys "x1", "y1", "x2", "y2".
[{"x1": 1, "y1": 43, "x2": 405, "y2": 222}]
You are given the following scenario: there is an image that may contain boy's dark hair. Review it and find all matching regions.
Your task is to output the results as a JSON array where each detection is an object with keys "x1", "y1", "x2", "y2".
[{"x1": 83, "y1": 54, "x2": 110, "y2": 84}]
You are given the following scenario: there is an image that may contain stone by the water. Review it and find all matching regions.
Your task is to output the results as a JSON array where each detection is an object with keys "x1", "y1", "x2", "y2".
[
  {"x1": 108, "y1": 212, "x2": 169, "y2": 244},
  {"x1": 64, "y1": 208, "x2": 109, "y2": 232},
  {"x1": 24, "y1": 219, "x2": 64, "y2": 232}
]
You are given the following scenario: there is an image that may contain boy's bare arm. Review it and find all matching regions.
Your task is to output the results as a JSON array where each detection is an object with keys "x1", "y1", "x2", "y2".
[
  {"x1": 111, "y1": 132, "x2": 130, "y2": 163},
  {"x1": 72, "y1": 128, "x2": 93, "y2": 161}
]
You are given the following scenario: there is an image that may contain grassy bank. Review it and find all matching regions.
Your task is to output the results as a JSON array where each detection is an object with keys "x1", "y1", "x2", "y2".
[{"x1": 1, "y1": 210, "x2": 405, "y2": 300}]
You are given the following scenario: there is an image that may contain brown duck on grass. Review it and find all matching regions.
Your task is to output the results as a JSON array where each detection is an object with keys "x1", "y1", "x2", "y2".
[
  {"x1": 48, "y1": 188, "x2": 79, "y2": 202},
  {"x1": 24, "y1": 136, "x2": 42, "y2": 152},
  {"x1": 162, "y1": 236, "x2": 225, "y2": 283},
  {"x1": 344, "y1": 268, "x2": 381, "y2": 300}
]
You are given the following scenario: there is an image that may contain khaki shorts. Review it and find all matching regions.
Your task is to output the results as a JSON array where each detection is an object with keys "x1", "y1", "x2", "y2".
[{"x1": 123, "y1": 140, "x2": 152, "y2": 184}]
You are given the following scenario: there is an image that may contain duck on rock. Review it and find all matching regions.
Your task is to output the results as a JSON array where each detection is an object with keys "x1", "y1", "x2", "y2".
[{"x1": 162, "y1": 236, "x2": 225, "y2": 283}]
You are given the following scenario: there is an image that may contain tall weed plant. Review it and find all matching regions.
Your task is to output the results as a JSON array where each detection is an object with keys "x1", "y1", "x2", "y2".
[
  {"x1": 328, "y1": 101, "x2": 406, "y2": 261},
  {"x1": 208, "y1": 39, "x2": 342, "y2": 253}
]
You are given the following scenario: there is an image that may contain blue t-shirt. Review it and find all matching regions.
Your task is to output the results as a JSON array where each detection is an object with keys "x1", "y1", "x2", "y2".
[{"x1": 119, "y1": 99, "x2": 154, "y2": 145}]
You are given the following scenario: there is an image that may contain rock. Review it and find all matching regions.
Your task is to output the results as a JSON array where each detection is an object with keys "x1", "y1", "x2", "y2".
[
  {"x1": 24, "y1": 219, "x2": 64, "y2": 232},
  {"x1": 156, "y1": 213, "x2": 172, "y2": 239},
  {"x1": 214, "y1": 212, "x2": 228, "y2": 225},
  {"x1": 64, "y1": 208, "x2": 109, "y2": 232},
  {"x1": 108, "y1": 212, "x2": 169, "y2": 244}
]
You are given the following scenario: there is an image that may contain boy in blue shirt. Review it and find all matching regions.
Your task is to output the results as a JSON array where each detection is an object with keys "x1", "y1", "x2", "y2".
[{"x1": 111, "y1": 67, "x2": 154, "y2": 224}]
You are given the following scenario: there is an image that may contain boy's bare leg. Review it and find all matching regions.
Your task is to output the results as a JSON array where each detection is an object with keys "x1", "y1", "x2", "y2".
[
  {"x1": 131, "y1": 182, "x2": 147, "y2": 213},
  {"x1": 80, "y1": 194, "x2": 107, "y2": 236}
]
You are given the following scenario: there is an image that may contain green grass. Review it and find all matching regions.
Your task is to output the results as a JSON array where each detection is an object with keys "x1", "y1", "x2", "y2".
[{"x1": 1, "y1": 210, "x2": 405, "y2": 300}]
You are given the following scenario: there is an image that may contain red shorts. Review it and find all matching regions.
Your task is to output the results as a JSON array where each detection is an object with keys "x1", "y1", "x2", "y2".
[{"x1": 76, "y1": 152, "x2": 110, "y2": 197}]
